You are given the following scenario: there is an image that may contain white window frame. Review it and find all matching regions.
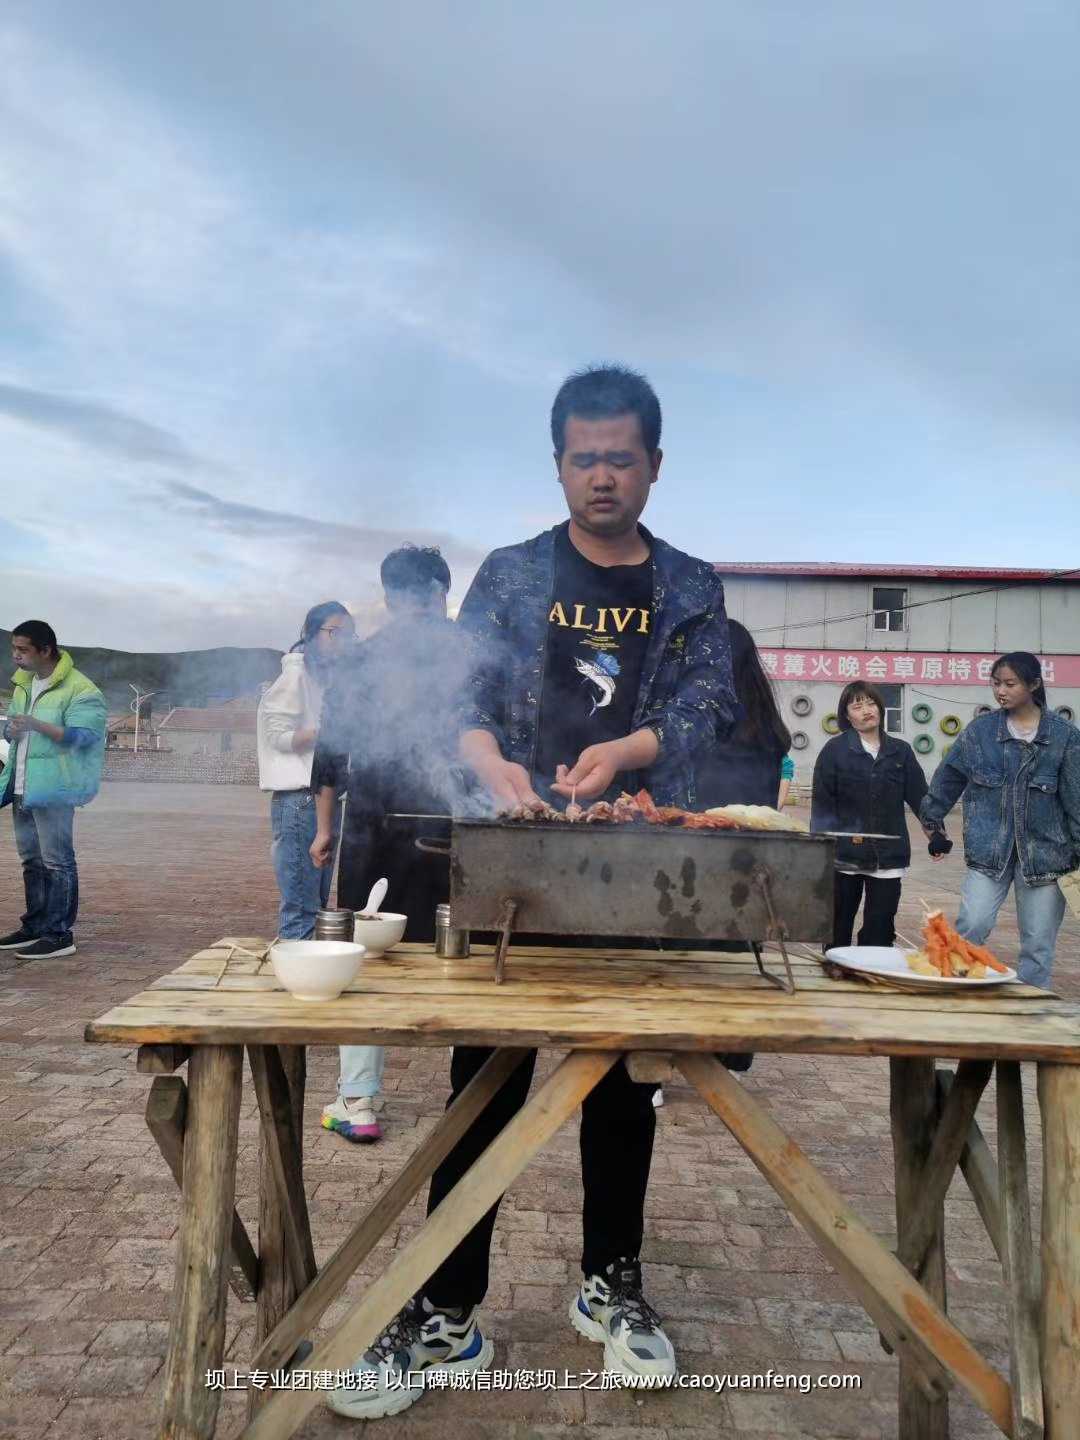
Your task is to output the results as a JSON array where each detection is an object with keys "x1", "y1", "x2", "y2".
[{"x1": 872, "y1": 587, "x2": 908, "y2": 633}]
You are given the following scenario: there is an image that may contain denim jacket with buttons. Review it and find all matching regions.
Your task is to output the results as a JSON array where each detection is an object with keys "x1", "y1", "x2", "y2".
[
  {"x1": 811, "y1": 729, "x2": 928, "y2": 871},
  {"x1": 919, "y1": 708, "x2": 1080, "y2": 884},
  {"x1": 456, "y1": 521, "x2": 735, "y2": 808}
]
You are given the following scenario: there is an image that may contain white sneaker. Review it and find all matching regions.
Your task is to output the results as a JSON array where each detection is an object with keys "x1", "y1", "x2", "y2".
[
  {"x1": 326, "y1": 1295, "x2": 494, "y2": 1418},
  {"x1": 651, "y1": 1087, "x2": 664, "y2": 1108},
  {"x1": 570, "y1": 1260, "x2": 676, "y2": 1377},
  {"x1": 321, "y1": 1096, "x2": 381, "y2": 1143}
]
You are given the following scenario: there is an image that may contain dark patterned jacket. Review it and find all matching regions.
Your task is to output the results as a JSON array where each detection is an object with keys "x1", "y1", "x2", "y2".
[{"x1": 457, "y1": 522, "x2": 735, "y2": 808}]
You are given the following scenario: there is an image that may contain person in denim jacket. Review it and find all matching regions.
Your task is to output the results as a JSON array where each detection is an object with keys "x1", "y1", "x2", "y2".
[
  {"x1": 920, "y1": 651, "x2": 1080, "y2": 987},
  {"x1": 812, "y1": 680, "x2": 937, "y2": 949}
]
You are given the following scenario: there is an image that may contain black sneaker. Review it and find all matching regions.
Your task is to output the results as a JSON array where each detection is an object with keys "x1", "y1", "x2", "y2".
[
  {"x1": 14, "y1": 937, "x2": 76, "y2": 959},
  {"x1": 0, "y1": 929, "x2": 36, "y2": 949}
]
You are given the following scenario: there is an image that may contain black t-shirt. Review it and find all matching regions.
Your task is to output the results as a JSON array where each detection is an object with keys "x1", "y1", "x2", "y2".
[{"x1": 534, "y1": 528, "x2": 653, "y2": 795}]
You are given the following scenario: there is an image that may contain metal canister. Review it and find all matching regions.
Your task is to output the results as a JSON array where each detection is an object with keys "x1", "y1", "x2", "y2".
[
  {"x1": 315, "y1": 908, "x2": 355, "y2": 942},
  {"x1": 434, "y1": 903, "x2": 470, "y2": 958}
]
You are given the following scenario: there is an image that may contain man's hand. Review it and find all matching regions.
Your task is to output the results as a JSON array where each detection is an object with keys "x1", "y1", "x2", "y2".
[
  {"x1": 310, "y1": 830, "x2": 335, "y2": 869},
  {"x1": 292, "y1": 727, "x2": 318, "y2": 752},
  {"x1": 7, "y1": 715, "x2": 36, "y2": 738},
  {"x1": 551, "y1": 730, "x2": 661, "y2": 802},
  {"x1": 474, "y1": 756, "x2": 542, "y2": 807},
  {"x1": 459, "y1": 728, "x2": 542, "y2": 807},
  {"x1": 551, "y1": 742, "x2": 625, "y2": 801}
]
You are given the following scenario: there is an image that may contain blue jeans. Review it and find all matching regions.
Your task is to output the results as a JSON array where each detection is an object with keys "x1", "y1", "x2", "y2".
[
  {"x1": 270, "y1": 790, "x2": 336, "y2": 940},
  {"x1": 956, "y1": 855, "x2": 1067, "y2": 989},
  {"x1": 13, "y1": 800, "x2": 78, "y2": 943},
  {"x1": 338, "y1": 1045, "x2": 385, "y2": 1101}
]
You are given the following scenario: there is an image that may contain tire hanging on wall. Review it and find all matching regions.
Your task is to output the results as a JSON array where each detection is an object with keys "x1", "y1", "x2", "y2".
[
  {"x1": 975, "y1": 704, "x2": 994, "y2": 717},
  {"x1": 911, "y1": 702, "x2": 933, "y2": 725},
  {"x1": 940, "y1": 715, "x2": 962, "y2": 736},
  {"x1": 791, "y1": 694, "x2": 813, "y2": 717},
  {"x1": 791, "y1": 730, "x2": 810, "y2": 750},
  {"x1": 822, "y1": 713, "x2": 840, "y2": 735},
  {"x1": 1056, "y1": 705, "x2": 1075, "y2": 723},
  {"x1": 914, "y1": 733, "x2": 935, "y2": 754}
]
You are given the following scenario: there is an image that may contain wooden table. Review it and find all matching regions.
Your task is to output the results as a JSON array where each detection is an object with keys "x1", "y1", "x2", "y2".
[{"x1": 85, "y1": 940, "x2": 1080, "y2": 1440}]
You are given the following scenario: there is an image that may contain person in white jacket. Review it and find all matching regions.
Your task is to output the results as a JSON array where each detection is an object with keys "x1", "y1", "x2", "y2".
[
  {"x1": 259, "y1": 600, "x2": 386, "y2": 1144},
  {"x1": 257, "y1": 602, "x2": 355, "y2": 938}
]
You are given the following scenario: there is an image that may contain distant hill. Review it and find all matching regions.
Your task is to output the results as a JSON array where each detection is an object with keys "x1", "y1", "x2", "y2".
[{"x1": 0, "y1": 630, "x2": 283, "y2": 712}]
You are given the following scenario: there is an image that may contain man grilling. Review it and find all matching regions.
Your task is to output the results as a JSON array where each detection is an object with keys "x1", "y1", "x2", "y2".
[{"x1": 328, "y1": 364, "x2": 735, "y2": 1420}]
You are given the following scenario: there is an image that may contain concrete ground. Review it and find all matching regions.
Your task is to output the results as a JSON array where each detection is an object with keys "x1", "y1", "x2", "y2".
[{"x1": 1, "y1": 782, "x2": 1077, "y2": 1440}]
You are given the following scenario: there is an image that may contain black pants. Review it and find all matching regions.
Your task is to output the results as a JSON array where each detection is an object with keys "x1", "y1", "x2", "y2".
[
  {"x1": 832, "y1": 871, "x2": 903, "y2": 948},
  {"x1": 337, "y1": 817, "x2": 448, "y2": 943},
  {"x1": 423, "y1": 1046, "x2": 657, "y2": 1309}
]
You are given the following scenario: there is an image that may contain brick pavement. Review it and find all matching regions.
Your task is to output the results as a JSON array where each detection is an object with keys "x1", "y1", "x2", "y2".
[{"x1": 1, "y1": 782, "x2": 1077, "y2": 1440}]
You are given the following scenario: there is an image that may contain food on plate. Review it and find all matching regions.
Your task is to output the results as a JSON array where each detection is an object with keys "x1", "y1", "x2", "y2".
[{"x1": 906, "y1": 909, "x2": 1010, "y2": 979}]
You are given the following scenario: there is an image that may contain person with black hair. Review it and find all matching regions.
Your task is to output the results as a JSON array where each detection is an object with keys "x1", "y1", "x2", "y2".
[
  {"x1": 696, "y1": 620, "x2": 792, "y2": 810},
  {"x1": 812, "y1": 680, "x2": 938, "y2": 949},
  {"x1": 257, "y1": 601, "x2": 356, "y2": 940},
  {"x1": 1, "y1": 621, "x2": 107, "y2": 959},
  {"x1": 310, "y1": 545, "x2": 470, "y2": 1143},
  {"x1": 327, "y1": 366, "x2": 735, "y2": 1421},
  {"x1": 692, "y1": 619, "x2": 793, "y2": 1076},
  {"x1": 921, "y1": 651, "x2": 1080, "y2": 987}
]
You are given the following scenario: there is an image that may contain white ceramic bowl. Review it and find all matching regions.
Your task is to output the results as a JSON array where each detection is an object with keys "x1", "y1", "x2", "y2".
[
  {"x1": 269, "y1": 940, "x2": 365, "y2": 1001},
  {"x1": 350, "y1": 912, "x2": 407, "y2": 957}
]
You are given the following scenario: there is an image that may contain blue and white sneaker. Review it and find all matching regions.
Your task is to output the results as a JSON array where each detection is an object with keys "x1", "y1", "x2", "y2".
[
  {"x1": 325, "y1": 1294, "x2": 494, "y2": 1418},
  {"x1": 569, "y1": 1259, "x2": 677, "y2": 1378}
]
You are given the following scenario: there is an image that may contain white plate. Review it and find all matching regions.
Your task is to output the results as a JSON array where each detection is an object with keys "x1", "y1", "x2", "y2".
[{"x1": 825, "y1": 945, "x2": 1018, "y2": 991}]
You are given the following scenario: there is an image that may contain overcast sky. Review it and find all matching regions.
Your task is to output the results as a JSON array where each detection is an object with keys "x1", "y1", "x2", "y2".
[{"x1": 2, "y1": 1, "x2": 1079, "y2": 651}]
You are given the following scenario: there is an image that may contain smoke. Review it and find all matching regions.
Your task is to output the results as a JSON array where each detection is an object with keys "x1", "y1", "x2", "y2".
[{"x1": 318, "y1": 610, "x2": 489, "y2": 817}]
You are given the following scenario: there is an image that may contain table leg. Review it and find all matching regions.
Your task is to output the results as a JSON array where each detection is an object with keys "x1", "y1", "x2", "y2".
[
  {"x1": 249, "y1": 1046, "x2": 533, "y2": 1378},
  {"x1": 891, "y1": 1057, "x2": 949, "y2": 1440},
  {"x1": 239, "y1": 1048, "x2": 621, "y2": 1440},
  {"x1": 1038, "y1": 1062, "x2": 1080, "y2": 1440},
  {"x1": 159, "y1": 1044, "x2": 244, "y2": 1440},
  {"x1": 997, "y1": 1062, "x2": 1043, "y2": 1440},
  {"x1": 678, "y1": 1052, "x2": 1011, "y2": 1435},
  {"x1": 250, "y1": 1045, "x2": 308, "y2": 1419}
]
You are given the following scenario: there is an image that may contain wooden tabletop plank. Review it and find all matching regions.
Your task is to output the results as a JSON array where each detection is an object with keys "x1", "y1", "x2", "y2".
[{"x1": 86, "y1": 985, "x2": 1080, "y2": 1060}]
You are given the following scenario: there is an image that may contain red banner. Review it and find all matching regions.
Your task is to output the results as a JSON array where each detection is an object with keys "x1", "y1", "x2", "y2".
[{"x1": 757, "y1": 650, "x2": 1080, "y2": 687}]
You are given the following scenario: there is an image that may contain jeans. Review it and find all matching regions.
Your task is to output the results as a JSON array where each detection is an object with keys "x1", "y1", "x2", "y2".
[
  {"x1": 832, "y1": 872, "x2": 903, "y2": 948},
  {"x1": 956, "y1": 855, "x2": 1066, "y2": 989},
  {"x1": 270, "y1": 790, "x2": 335, "y2": 940},
  {"x1": 338, "y1": 1046, "x2": 385, "y2": 1101},
  {"x1": 422, "y1": 1046, "x2": 657, "y2": 1310},
  {"x1": 13, "y1": 800, "x2": 78, "y2": 943}
]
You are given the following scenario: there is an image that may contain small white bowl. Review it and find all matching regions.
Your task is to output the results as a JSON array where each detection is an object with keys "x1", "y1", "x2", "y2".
[
  {"x1": 351, "y1": 911, "x2": 408, "y2": 958},
  {"x1": 270, "y1": 940, "x2": 365, "y2": 1001}
]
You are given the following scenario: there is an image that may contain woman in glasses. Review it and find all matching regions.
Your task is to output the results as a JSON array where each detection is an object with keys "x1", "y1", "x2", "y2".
[{"x1": 257, "y1": 601, "x2": 355, "y2": 940}]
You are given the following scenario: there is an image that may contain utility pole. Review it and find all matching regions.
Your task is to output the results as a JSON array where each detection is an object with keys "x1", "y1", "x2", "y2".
[{"x1": 129, "y1": 685, "x2": 160, "y2": 755}]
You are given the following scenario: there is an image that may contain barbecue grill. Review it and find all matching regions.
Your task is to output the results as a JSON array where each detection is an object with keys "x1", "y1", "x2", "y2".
[{"x1": 447, "y1": 820, "x2": 836, "y2": 989}]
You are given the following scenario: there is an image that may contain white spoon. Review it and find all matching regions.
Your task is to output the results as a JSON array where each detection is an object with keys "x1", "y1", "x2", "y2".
[{"x1": 357, "y1": 877, "x2": 389, "y2": 919}]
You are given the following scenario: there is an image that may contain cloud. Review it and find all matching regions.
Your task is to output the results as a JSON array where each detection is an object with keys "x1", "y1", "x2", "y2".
[
  {"x1": 0, "y1": 383, "x2": 201, "y2": 467},
  {"x1": 160, "y1": 481, "x2": 488, "y2": 572}
]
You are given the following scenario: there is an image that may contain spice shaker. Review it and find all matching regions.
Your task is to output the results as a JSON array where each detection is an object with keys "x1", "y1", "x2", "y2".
[
  {"x1": 315, "y1": 908, "x2": 356, "y2": 942},
  {"x1": 434, "y1": 903, "x2": 470, "y2": 958}
]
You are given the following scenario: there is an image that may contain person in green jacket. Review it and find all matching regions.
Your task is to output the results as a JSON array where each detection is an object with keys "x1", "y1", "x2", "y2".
[{"x1": 1, "y1": 621, "x2": 106, "y2": 959}]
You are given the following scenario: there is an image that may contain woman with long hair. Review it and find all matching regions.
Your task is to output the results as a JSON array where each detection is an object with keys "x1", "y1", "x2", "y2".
[
  {"x1": 257, "y1": 601, "x2": 355, "y2": 939},
  {"x1": 694, "y1": 620, "x2": 792, "y2": 1079},
  {"x1": 696, "y1": 619, "x2": 792, "y2": 810},
  {"x1": 812, "y1": 680, "x2": 936, "y2": 949},
  {"x1": 921, "y1": 651, "x2": 1080, "y2": 987}
]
